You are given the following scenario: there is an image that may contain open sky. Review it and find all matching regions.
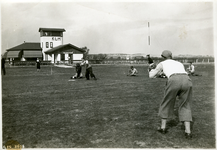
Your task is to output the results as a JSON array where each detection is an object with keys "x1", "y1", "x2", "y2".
[{"x1": 1, "y1": 0, "x2": 215, "y2": 56}]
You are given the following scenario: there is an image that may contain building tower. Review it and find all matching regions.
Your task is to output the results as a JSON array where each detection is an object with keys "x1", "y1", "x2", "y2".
[{"x1": 39, "y1": 28, "x2": 66, "y2": 61}]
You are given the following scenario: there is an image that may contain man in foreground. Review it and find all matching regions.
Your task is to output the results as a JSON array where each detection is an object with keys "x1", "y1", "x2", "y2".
[{"x1": 148, "y1": 50, "x2": 193, "y2": 139}]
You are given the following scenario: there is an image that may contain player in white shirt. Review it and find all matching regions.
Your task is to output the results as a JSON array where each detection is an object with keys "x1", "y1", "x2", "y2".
[
  {"x1": 149, "y1": 50, "x2": 193, "y2": 139},
  {"x1": 81, "y1": 58, "x2": 97, "y2": 80},
  {"x1": 186, "y1": 62, "x2": 195, "y2": 75},
  {"x1": 127, "y1": 66, "x2": 138, "y2": 76}
]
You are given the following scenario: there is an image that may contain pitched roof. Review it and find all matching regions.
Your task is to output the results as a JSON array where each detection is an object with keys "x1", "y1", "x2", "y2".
[
  {"x1": 6, "y1": 42, "x2": 42, "y2": 51},
  {"x1": 45, "y1": 43, "x2": 86, "y2": 54},
  {"x1": 39, "y1": 28, "x2": 66, "y2": 32}
]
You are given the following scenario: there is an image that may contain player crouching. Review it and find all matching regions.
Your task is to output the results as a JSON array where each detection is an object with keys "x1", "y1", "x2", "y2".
[
  {"x1": 71, "y1": 63, "x2": 83, "y2": 79},
  {"x1": 127, "y1": 66, "x2": 138, "y2": 76}
]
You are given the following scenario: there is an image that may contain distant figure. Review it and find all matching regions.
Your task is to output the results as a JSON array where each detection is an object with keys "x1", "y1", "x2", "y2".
[
  {"x1": 81, "y1": 58, "x2": 97, "y2": 80},
  {"x1": 186, "y1": 62, "x2": 195, "y2": 75},
  {"x1": 71, "y1": 63, "x2": 83, "y2": 79},
  {"x1": 186, "y1": 62, "x2": 202, "y2": 76},
  {"x1": 127, "y1": 66, "x2": 138, "y2": 76},
  {"x1": 148, "y1": 63, "x2": 166, "y2": 78},
  {"x1": 146, "y1": 54, "x2": 154, "y2": 65},
  {"x1": 148, "y1": 63, "x2": 156, "y2": 72},
  {"x1": 1, "y1": 57, "x2": 6, "y2": 75},
  {"x1": 36, "y1": 58, "x2": 41, "y2": 72},
  {"x1": 147, "y1": 54, "x2": 155, "y2": 73}
]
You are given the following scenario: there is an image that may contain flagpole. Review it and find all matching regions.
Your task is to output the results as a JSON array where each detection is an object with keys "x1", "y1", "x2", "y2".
[{"x1": 148, "y1": 21, "x2": 151, "y2": 54}]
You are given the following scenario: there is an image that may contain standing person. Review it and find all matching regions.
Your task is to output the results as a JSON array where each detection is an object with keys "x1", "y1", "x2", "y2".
[
  {"x1": 1, "y1": 57, "x2": 6, "y2": 75},
  {"x1": 80, "y1": 58, "x2": 97, "y2": 80},
  {"x1": 148, "y1": 50, "x2": 193, "y2": 139},
  {"x1": 36, "y1": 58, "x2": 41, "y2": 72},
  {"x1": 147, "y1": 54, "x2": 155, "y2": 73},
  {"x1": 186, "y1": 62, "x2": 195, "y2": 76},
  {"x1": 146, "y1": 54, "x2": 154, "y2": 65},
  {"x1": 127, "y1": 66, "x2": 138, "y2": 76}
]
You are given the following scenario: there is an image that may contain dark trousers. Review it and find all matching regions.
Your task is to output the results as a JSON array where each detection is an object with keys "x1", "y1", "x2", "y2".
[
  {"x1": 85, "y1": 67, "x2": 96, "y2": 80},
  {"x1": 2, "y1": 67, "x2": 6, "y2": 75},
  {"x1": 77, "y1": 69, "x2": 81, "y2": 78}
]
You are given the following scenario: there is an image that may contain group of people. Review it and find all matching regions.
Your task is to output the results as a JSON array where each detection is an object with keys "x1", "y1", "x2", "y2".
[
  {"x1": 126, "y1": 52, "x2": 195, "y2": 139},
  {"x1": 1, "y1": 57, "x2": 41, "y2": 75},
  {"x1": 71, "y1": 58, "x2": 97, "y2": 80},
  {"x1": 128, "y1": 54, "x2": 199, "y2": 78},
  {"x1": 2, "y1": 51, "x2": 196, "y2": 139},
  {"x1": 119, "y1": 52, "x2": 195, "y2": 139}
]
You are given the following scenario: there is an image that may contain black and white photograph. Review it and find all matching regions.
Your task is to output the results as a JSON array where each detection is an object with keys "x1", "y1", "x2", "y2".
[{"x1": 1, "y1": 0, "x2": 216, "y2": 148}]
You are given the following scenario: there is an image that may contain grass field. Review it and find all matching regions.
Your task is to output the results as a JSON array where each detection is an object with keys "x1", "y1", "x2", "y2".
[{"x1": 2, "y1": 64, "x2": 215, "y2": 148}]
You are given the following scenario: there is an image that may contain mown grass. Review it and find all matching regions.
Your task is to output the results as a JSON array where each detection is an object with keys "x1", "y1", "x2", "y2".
[{"x1": 2, "y1": 64, "x2": 215, "y2": 148}]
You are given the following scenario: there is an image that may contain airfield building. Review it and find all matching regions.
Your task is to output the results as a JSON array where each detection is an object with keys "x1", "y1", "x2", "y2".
[
  {"x1": 6, "y1": 42, "x2": 43, "y2": 63},
  {"x1": 39, "y1": 28, "x2": 85, "y2": 64},
  {"x1": 5, "y1": 27, "x2": 85, "y2": 65}
]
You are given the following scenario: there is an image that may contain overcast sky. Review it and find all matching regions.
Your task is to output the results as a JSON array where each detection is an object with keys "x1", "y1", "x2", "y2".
[{"x1": 1, "y1": 0, "x2": 215, "y2": 56}]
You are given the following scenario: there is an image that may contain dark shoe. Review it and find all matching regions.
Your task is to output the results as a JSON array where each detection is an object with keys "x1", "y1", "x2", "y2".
[
  {"x1": 157, "y1": 127, "x2": 168, "y2": 134},
  {"x1": 185, "y1": 132, "x2": 192, "y2": 139},
  {"x1": 181, "y1": 123, "x2": 185, "y2": 130}
]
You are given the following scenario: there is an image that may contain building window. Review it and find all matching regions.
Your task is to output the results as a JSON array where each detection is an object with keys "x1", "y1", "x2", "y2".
[
  {"x1": 44, "y1": 32, "x2": 48, "y2": 36},
  {"x1": 46, "y1": 42, "x2": 49, "y2": 48},
  {"x1": 61, "y1": 54, "x2": 65, "y2": 61},
  {"x1": 50, "y1": 42, "x2": 53, "y2": 48},
  {"x1": 52, "y1": 31, "x2": 62, "y2": 36},
  {"x1": 44, "y1": 32, "x2": 51, "y2": 36}
]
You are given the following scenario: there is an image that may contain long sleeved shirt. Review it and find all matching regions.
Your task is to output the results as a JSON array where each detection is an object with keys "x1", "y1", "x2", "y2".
[
  {"x1": 80, "y1": 60, "x2": 91, "y2": 69},
  {"x1": 149, "y1": 59, "x2": 187, "y2": 78}
]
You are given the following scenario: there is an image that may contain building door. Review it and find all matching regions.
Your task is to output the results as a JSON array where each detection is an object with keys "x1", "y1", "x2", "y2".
[{"x1": 69, "y1": 54, "x2": 73, "y2": 64}]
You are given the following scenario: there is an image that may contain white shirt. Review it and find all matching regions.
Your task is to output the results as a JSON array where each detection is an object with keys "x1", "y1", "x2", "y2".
[
  {"x1": 188, "y1": 64, "x2": 195, "y2": 73},
  {"x1": 80, "y1": 60, "x2": 91, "y2": 68},
  {"x1": 149, "y1": 59, "x2": 187, "y2": 78},
  {"x1": 129, "y1": 68, "x2": 138, "y2": 75},
  {"x1": 80, "y1": 60, "x2": 88, "y2": 66}
]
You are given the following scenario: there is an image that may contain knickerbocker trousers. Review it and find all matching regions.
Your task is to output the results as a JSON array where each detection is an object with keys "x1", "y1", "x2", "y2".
[{"x1": 158, "y1": 74, "x2": 193, "y2": 122}]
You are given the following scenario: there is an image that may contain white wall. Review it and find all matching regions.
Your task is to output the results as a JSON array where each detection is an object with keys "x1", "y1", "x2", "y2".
[
  {"x1": 57, "y1": 54, "x2": 60, "y2": 62},
  {"x1": 73, "y1": 54, "x2": 83, "y2": 60},
  {"x1": 40, "y1": 36, "x2": 63, "y2": 61},
  {"x1": 65, "y1": 54, "x2": 69, "y2": 60}
]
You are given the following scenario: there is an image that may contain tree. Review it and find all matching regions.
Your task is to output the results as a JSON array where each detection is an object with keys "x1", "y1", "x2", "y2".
[
  {"x1": 109, "y1": 57, "x2": 113, "y2": 60},
  {"x1": 97, "y1": 54, "x2": 107, "y2": 60}
]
